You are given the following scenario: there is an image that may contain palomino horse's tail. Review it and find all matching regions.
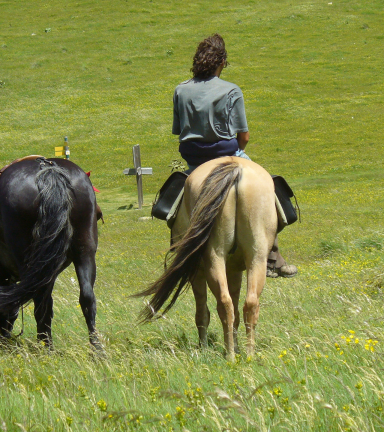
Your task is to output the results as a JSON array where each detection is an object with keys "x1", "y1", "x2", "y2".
[
  {"x1": 135, "y1": 161, "x2": 241, "y2": 322},
  {"x1": 0, "y1": 162, "x2": 73, "y2": 311}
]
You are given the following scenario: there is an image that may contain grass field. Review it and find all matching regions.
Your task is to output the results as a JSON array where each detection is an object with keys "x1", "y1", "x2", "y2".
[{"x1": 1, "y1": 0, "x2": 384, "y2": 430}]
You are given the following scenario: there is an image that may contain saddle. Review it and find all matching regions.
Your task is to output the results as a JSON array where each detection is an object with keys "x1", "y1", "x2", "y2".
[
  {"x1": 271, "y1": 175, "x2": 300, "y2": 232},
  {"x1": 151, "y1": 171, "x2": 189, "y2": 228},
  {"x1": 152, "y1": 171, "x2": 300, "y2": 231}
]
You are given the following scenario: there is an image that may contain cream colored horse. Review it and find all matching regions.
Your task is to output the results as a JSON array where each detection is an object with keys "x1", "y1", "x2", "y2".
[{"x1": 137, "y1": 157, "x2": 277, "y2": 361}]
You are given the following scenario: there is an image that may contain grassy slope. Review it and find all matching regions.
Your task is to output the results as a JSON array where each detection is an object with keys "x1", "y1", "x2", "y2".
[{"x1": 0, "y1": 0, "x2": 384, "y2": 430}]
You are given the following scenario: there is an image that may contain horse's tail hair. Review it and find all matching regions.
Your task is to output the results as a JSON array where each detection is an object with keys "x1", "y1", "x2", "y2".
[
  {"x1": 0, "y1": 162, "x2": 73, "y2": 311},
  {"x1": 134, "y1": 161, "x2": 241, "y2": 322}
]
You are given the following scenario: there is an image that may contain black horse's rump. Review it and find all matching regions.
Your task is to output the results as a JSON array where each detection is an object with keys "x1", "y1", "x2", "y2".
[
  {"x1": 0, "y1": 157, "x2": 102, "y2": 349},
  {"x1": 0, "y1": 159, "x2": 74, "y2": 310}
]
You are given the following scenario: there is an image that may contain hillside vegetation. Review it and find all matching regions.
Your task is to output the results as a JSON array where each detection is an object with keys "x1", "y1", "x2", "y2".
[{"x1": 0, "y1": 0, "x2": 383, "y2": 430}]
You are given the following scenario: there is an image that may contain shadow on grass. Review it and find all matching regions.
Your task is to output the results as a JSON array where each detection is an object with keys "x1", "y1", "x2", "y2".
[{"x1": 117, "y1": 204, "x2": 134, "y2": 210}]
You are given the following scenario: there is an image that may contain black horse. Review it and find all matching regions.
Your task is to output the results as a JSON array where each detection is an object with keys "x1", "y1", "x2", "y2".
[{"x1": 0, "y1": 157, "x2": 102, "y2": 350}]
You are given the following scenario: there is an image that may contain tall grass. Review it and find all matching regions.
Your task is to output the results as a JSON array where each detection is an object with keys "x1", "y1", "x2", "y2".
[{"x1": 1, "y1": 0, "x2": 383, "y2": 430}]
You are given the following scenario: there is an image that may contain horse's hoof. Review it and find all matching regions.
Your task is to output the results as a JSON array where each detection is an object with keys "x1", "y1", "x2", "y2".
[
  {"x1": 91, "y1": 342, "x2": 107, "y2": 359},
  {"x1": 0, "y1": 333, "x2": 12, "y2": 340},
  {"x1": 226, "y1": 353, "x2": 236, "y2": 363},
  {"x1": 0, "y1": 336, "x2": 11, "y2": 347},
  {"x1": 198, "y1": 340, "x2": 208, "y2": 349}
]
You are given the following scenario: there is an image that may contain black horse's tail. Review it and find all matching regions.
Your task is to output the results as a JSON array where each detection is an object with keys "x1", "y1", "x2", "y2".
[
  {"x1": 0, "y1": 162, "x2": 74, "y2": 311},
  {"x1": 135, "y1": 161, "x2": 241, "y2": 322}
]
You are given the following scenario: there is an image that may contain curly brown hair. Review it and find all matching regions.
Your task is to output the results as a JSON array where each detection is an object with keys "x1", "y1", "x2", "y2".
[{"x1": 191, "y1": 34, "x2": 228, "y2": 79}]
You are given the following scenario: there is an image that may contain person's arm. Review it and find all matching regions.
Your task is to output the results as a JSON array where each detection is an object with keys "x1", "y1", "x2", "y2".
[
  {"x1": 231, "y1": 87, "x2": 249, "y2": 150},
  {"x1": 172, "y1": 89, "x2": 181, "y2": 135},
  {"x1": 237, "y1": 131, "x2": 249, "y2": 150}
]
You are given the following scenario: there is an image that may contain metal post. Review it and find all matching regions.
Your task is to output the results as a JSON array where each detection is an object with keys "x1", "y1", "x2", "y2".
[{"x1": 64, "y1": 136, "x2": 70, "y2": 160}]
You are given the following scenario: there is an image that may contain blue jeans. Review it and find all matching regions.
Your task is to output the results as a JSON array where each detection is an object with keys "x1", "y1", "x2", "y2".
[
  {"x1": 187, "y1": 150, "x2": 251, "y2": 172},
  {"x1": 234, "y1": 149, "x2": 251, "y2": 160}
]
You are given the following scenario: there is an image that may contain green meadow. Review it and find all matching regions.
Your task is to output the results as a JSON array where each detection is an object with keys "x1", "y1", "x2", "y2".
[{"x1": 1, "y1": 0, "x2": 384, "y2": 430}]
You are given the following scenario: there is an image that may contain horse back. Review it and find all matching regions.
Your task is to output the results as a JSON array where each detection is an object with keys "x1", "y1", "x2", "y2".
[{"x1": 0, "y1": 158, "x2": 97, "y2": 220}]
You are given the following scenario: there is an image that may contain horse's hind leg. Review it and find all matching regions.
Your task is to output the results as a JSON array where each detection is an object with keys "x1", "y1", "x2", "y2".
[
  {"x1": 0, "y1": 308, "x2": 19, "y2": 339},
  {"x1": 74, "y1": 252, "x2": 102, "y2": 352},
  {"x1": 0, "y1": 269, "x2": 18, "y2": 339},
  {"x1": 191, "y1": 268, "x2": 210, "y2": 348},
  {"x1": 33, "y1": 284, "x2": 55, "y2": 347},
  {"x1": 206, "y1": 260, "x2": 235, "y2": 362},
  {"x1": 243, "y1": 261, "x2": 267, "y2": 358},
  {"x1": 227, "y1": 269, "x2": 242, "y2": 354},
  {"x1": 0, "y1": 265, "x2": 19, "y2": 338}
]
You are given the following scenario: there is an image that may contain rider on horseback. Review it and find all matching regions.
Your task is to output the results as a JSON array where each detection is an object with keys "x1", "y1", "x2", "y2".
[{"x1": 172, "y1": 34, "x2": 297, "y2": 278}]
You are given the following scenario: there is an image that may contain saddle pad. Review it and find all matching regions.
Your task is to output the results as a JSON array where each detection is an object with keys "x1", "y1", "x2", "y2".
[{"x1": 166, "y1": 188, "x2": 184, "y2": 228}]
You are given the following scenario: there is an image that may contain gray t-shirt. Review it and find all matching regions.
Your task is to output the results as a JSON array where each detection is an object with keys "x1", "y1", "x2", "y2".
[{"x1": 172, "y1": 76, "x2": 248, "y2": 143}]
